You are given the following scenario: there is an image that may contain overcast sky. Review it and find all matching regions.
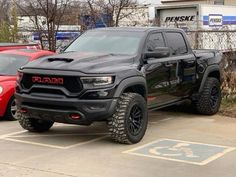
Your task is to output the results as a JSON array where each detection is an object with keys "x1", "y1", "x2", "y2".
[{"x1": 138, "y1": 0, "x2": 161, "y2": 4}]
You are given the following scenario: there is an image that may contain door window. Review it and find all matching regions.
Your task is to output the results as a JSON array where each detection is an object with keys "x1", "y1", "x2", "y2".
[
  {"x1": 146, "y1": 33, "x2": 165, "y2": 52},
  {"x1": 165, "y1": 32, "x2": 188, "y2": 55}
]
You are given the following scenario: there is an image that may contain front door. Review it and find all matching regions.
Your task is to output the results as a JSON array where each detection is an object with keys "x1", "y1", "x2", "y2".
[{"x1": 144, "y1": 32, "x2": 173, "y2": 108}]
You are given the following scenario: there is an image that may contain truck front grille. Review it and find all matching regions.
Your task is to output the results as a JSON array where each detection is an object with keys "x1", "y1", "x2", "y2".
[{"x1": 21, "y1": 74, "x2": 83, "y2": 95}]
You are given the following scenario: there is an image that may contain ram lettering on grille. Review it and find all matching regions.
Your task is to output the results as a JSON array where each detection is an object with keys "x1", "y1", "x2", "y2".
[{"x1": 32, "y1": 76, "x2": 64, "y2": 85}]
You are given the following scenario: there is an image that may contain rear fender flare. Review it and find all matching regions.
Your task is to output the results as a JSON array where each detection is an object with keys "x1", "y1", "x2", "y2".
[{"x1": 199, "y1": 65, "x2": 220, "y2": 93}]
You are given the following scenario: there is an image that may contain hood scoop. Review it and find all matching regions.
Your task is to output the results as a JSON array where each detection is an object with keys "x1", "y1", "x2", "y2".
[{"x1": 48, "y1": 58, "x2": 74, "y2": 63}]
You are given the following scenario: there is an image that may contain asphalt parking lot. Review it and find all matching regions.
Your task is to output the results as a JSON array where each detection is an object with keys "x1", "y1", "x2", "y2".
[{"x1": 0, "y1": 107, "x2": 235, "y2": 177}]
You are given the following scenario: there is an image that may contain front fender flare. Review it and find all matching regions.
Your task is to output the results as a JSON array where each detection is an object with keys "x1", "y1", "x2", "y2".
[{"x1": 113, "y1": 76, "x2": 147, "y2": 98}]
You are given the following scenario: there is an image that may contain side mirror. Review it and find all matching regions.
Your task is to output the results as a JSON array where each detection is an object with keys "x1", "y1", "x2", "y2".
[{"x1": 144, "y1": 47, "x2": 170, "y2": 60}]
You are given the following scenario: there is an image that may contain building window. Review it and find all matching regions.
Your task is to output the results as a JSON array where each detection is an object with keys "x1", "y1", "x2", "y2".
[{"x1": 214, "y1": 0, "x2": 224, "y2": 5}]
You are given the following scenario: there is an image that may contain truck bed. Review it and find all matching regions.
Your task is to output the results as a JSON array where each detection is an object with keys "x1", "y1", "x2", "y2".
[
  {"x1": 193, "y1": 49, "x2": 219, "y2": 59},
  {"x1": 193, "y1": 49, "x2": 222, "y2": 65}
]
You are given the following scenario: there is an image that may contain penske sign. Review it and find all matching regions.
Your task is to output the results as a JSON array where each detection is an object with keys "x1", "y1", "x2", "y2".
[
  {"x1": 208, "y1": 14, "x2": 223, "y2": 26},
  {"x1": 165, "y1": 15, "x2": 195, "y2": 22}
]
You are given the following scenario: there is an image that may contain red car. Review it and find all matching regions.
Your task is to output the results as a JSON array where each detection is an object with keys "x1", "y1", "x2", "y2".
[
  {"x1": 0, "y1": 43, "x2": 41, "y2": 52},
  {"x1": 0, "y1": 49, "x2": 54, "y2": 120}
]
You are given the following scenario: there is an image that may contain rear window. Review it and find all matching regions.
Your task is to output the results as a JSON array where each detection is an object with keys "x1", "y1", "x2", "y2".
[
  {"x1": 0, "y1": 54, "x2": 29, "y2": 75},
  {"x1": 165, "y1": 32, "x2": 188, "y2": 55}
]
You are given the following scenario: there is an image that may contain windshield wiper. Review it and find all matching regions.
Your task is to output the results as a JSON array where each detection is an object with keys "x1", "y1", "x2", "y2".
[
  {"x1": 108, "y1": 53, "x2": 129, "y2": 56},
  {"x1": 62, "y1": 51, "x2": 76, "y2": 54}
]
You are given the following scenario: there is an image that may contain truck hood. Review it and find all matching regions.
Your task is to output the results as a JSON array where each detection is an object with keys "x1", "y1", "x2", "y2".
[{"x1": 22, "y1": 52, "x2": 137, "y2": 74}]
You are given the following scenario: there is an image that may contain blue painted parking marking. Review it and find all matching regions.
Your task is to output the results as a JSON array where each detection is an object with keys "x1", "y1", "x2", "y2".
[{"x1": 124, "y1": 139, "x2": 236, "y2": 165}]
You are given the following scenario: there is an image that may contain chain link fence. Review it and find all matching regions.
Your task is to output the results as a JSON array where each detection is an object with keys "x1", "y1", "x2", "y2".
[
  {"x1": 185, "y1": 30, "x2": 236, "y2": 98},
  {"x1": 185, "y1": 30, "x2": 236, "y2": 50}
]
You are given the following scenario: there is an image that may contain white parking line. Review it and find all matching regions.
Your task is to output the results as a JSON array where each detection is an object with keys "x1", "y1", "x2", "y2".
[
  {"x1": 10, "y1": 133, "x2": 108, "y2": 138},
  {"x1": 0, "y1": 130, "x2": 108, "y2": 149},
  {"x1": 4, "y1": 135, "x2": 108, "y2": 149},
  {"x1": 200, "y1": 147, "x2": 236, "y2": 165},
  {"x1": 64, "y1": 135, "x2": 108, "y2": 149},
  {"x1": 0, "y1": 130, "x2": 27, "y2": 139},
  {"x1": 4, "y1": 137, "x2": 66, "y2": 149}
]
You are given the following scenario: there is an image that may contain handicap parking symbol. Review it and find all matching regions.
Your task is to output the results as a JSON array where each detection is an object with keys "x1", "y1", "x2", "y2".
[
  {"x1": 149, "y1": 142, "x2": 199, "y2": 158},
  {"x1": 124, "y1": 139, "x2": 235, "y2": 165}
]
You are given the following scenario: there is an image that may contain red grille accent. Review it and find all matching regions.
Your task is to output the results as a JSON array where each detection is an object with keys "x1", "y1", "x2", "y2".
[
  {"x1": 21, "y1": 74, "x2": 83, "y2": 95},
  {"x1": 32, "y1": 76, "x2": 64, "y2": 85}
]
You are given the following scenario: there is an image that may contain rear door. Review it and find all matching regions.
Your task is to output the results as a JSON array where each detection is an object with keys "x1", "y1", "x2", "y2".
[{"x1": 164, "y1": 31, "x2": 196, "y2": 98}]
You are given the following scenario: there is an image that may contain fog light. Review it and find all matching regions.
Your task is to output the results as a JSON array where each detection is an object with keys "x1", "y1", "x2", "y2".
[
  {"x1": 69, "y1": 113, "x2": 81, "y2": 120},
  {"x1": 97, "y1": 91, "x2": 109, "y2": 97},
  {"x1": 147, "y1": 96, "x2": 156, "y2": 102},
  {"x1": 20, "y1": 108, "x2": 28, "y2": 113}
]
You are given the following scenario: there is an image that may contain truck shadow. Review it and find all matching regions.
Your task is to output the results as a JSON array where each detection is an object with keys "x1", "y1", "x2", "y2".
[{"x1": 159, "y1": 102, "x2": 196, "y2": 114}]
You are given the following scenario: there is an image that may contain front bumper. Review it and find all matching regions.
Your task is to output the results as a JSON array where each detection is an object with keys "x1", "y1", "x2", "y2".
[
  {"x1": 15, "y1": 93, "x2": 117, "y2": 125},
  {"x1": 0, "y1": 93, "x2": 12, "y2": 117},
  {"x1": 0, "y1": 97, "x2": 5, "y2": 117}
]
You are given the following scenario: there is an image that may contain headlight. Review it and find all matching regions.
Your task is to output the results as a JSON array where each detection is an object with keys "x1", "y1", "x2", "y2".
[
  {"x1": 0, "y1": 86, "x2": 3, "y2": 94},
  {"x1": 81, "y1": 76, "x2": 114, "y2": 87},
  {"x1": 16, "y1": 71, "x2": 23, "y2": 82}
]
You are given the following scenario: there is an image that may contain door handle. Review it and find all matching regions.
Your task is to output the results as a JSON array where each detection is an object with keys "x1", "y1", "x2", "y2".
[
  {"x1": 183, "y1": 60, "x2": 196, "y2": 66},
  {"x1": 186, "y1": 60, "x2": 195, "y2": 64},
  {"x1": 165, "y1": 63, "x2": 173, "y2": 67}
]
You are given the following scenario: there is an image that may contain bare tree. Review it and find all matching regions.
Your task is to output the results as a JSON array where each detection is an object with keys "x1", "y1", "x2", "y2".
[
  {"x1": 79, "y1": 0, "x2": 108, "y2": 29},
  {"x1": 108, "y1": 0, "x2": 137, "y2": 27},
  {"x1": 87, "y1": 0, "x2": 99, "y2": 27},
  {"x1": 0, "y1": 0, "x2": 10, "y2": 22},
  {"x1": 0, "y1": 0, "x2": 18, "y2": 42},
  {"x1": 81, "y1": 0, "x2": 137, "y2": 28},
  {"x1": 16, "y1": 0, "x2": 70, "y2": 51}
]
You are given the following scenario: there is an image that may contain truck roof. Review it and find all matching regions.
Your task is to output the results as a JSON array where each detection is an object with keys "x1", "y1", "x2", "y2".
[{"x1": 91, "y1": 27, "x2": 184, "y2": 33}]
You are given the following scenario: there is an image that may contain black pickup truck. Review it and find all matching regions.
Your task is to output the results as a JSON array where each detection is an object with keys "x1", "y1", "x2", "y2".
[{"x1": 15, "y1": 27, "x2": 223, "y2": 144}]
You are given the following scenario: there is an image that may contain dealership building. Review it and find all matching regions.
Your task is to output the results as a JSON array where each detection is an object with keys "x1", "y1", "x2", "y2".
[
  {"x1": 151, "y1": 0, "x2": 236, "y2": 50},
  {"x1": 161, "y1": 0, "x2": 235, "y2": 5},
  {"x1": 153, "y1": 0, "x2": 236, "y2": 30}
]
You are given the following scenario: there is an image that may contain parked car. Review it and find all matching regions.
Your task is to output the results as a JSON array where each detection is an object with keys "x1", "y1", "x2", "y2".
[
  {"x1": 0, "y1": 43, "x2": 40, "y2": 52},
  {"x1": 0, "y1": 49, "x2": 54, "y2": 120},
  {"x1": 15, "y1": 27, "x2": 223, "y2": 144}
]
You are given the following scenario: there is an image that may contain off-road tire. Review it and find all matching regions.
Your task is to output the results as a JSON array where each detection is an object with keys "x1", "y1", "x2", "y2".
[
  {"x1": 193, "y1": 77, "x2": 221, "y2": 115},
  {"x1": 4, "y1": 96, "x2": 17, "y2": 121},
  {"x1": 17, "y1": 111, "x2": 54, "y2": 132},
  {"x1": 107, "y1": 93, "x2": 148, "y2": 144}
]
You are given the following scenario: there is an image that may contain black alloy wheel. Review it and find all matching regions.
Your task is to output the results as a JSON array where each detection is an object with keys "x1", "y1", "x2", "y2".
[{"x1": 128, "y1": 105, "x2": 143, "y2": 136}]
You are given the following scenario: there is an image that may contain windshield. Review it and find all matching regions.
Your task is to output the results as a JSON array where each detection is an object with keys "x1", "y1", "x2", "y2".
[
  {"x1": 0, "y1": 54, "x2": 29, "y2": 75},
  {"x1": 65, "y1": 30, "x2": 144, "y2": 55}
]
